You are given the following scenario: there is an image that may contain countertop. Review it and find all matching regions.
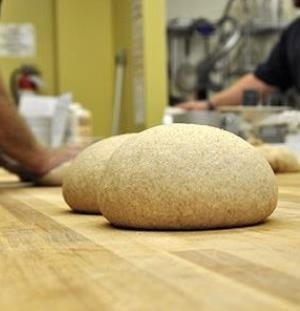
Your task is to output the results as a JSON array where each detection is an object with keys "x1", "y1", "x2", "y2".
[{"x1": 0, "y1": 170, "x2": 299, "y2": 310}]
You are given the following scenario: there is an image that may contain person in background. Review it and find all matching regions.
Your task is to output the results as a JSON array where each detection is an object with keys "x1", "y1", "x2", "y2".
[
  {"x1": 177, "y1": 0, "x2": 300, "y2": 111},
  {"x1": 0, "y1": 0, "x2": 78, "y2": 181}
]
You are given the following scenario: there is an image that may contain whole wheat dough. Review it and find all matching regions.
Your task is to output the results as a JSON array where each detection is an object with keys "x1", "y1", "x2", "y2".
[
  {"x1": 100, "y1": 124, "x2": 278, "y2": 230},
  {"x1": 62, "y1": 134, "x2": 135, "y2": 214},
  {"x1": 255, "y1": 145, "x2": 300, "y2": 173},
  {"x1": 247, "y1": 137, "x2": 264, "y2": 146},
  {"x1": 36, "y1": 162, "x2": 71, "y2": 186}
]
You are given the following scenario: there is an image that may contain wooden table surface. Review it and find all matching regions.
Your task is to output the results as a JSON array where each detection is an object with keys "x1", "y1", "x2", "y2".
[{"x1": 0, "y1": 170, "x2": 299, "y2": 311}]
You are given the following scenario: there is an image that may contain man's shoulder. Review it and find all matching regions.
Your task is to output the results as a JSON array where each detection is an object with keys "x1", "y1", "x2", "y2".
[{"x1": 285, "y1": 17, "x2": 300, "y2": 34}]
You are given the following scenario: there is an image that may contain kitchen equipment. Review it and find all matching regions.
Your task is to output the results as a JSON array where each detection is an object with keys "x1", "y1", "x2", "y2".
[
  {"x1": 172, "y1": 111, "x2": 223, "y2": 127},
  {"x1": 164, "y1": 105, "x2": 292, "y2": 142},
  {"x1": 218, "y1": 105, "x2": 288, "y2": 123}
]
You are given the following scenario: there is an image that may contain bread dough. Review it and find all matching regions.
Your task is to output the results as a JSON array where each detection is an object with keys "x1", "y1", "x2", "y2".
[
  {"x1": 36, "y1": 162, "x2": 71, "y2": 186},
  {"x1": 255, "y1": 145, "x2": 300, "y2": 173},
  {"x1": 247, "y1": 137, "x2": 264, "y2": 146},
  {"x1": 100, "y1": 124, "x2": 278, "y2": 230},
  {"x1": 62, "y1": 134, "x2": 135, "y2": 214}
]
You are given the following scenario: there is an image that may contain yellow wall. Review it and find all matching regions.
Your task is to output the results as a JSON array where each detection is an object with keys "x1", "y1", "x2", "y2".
[
  {"x1": 0, "y1": 0, "x2": 167, "y2": 136},
  {"x1": 55, "y1": 0, "x2": 114, "y2": 138},
  {"x1": 0, "y1": 0, "x2": 56, "y2": 95}
]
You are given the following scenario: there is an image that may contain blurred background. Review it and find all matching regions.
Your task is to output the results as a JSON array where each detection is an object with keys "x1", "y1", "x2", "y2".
[
  {"x1": 167, "y1": 0, "x2": 298, "y2": 103},
  {"x1": 0, "y1": 0, "x2": 299, "y2": 154}
]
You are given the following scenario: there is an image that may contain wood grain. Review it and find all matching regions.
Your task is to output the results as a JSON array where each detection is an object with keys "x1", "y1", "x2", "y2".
[{"x1": 0, "y1": 169, "x2": 299, "y2": 310}]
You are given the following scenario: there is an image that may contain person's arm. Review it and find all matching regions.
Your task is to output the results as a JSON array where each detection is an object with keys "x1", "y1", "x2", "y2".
[
  {"x1": 0, "y1": 78, "x2": 49, "y2": 173},
  {"x1": 211, "y1": 73, "x2": 275, "y2": 107},
  {"x1": 176, "y1": 73, "x2": 275, "y2": 110},
  {"x1": 0, "y1": 77, "x2": 79, "y2": 177},
  {"x1": 177, "y1": 19, "x2": 295, "y2": 111}
]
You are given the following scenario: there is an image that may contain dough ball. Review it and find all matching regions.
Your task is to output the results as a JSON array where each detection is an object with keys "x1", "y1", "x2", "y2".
[
  {"x1": 247, "y1": 137, "x2": 264, "y2": 146},
  {"x1": 101, "y1": 124, "x2": 278, "y2": 230},
  {"x1": 63, "y1": 134, "x2": 135, "y2": 214},
  {"x1": 36, "y1": 162, "x2": 71, "y2": 186},
  {"x1": 256, "y1": 145, "x2": 300, "y2": 173}
]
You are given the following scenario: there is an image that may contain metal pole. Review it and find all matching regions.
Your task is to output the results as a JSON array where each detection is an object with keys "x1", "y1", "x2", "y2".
[{"x1": 111, "y1": 50, "x2": 126, "y2": 136}]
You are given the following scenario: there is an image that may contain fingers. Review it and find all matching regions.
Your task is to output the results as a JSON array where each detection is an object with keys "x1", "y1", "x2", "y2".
[
  {"x1": 176, "y1": 101, "x2": 207, "y2": 111},
  {"x1": 0, "y1": 153, "x2": 37, "y2": 181},
  {"x1": 176, "y1": 102, "x2": 195, "y2": 110}
]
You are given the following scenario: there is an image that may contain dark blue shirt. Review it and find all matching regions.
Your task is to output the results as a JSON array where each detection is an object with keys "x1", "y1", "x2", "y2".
[{"x1": 254, "y1": 18, "x2": 300, "y2": 92}]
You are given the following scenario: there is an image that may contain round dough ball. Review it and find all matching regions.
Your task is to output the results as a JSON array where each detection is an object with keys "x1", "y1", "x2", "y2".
[
  {"x1": 36, "y1": 162, "x2": 71, "y2": 186},
  {"x1": 247, "y1": 137, "x2": 264, "y2": 146},
  {"x1": 101, "y1": 124, "x2": 278, "y2": 230},
  {"x1": 63, "y1": 134, "x2": 135, "y2": 214},
  {"x1": 256, "y1": 145, "x2": 300, "y2": 174}
]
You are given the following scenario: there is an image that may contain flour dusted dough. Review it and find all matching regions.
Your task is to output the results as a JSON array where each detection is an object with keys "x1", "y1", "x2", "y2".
[
  {"x1": 101, "y1": 124, "x2": 278, "y2": 230},
  {"x1": 62, "y1": 134, "x2": 135, "y2": 214},
  {"x1": 255, "y1": 145, "x2": 300, "y2": 173},
  {"x1": 36, "y1": 162, "x2": 71, "y2": 186}
]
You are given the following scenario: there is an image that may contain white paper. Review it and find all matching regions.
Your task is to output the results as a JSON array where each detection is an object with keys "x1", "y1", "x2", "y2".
[
  {"x1": 19, "y1": 93, "x2": 72, "y2": 147},
  {"x1": 0, "y1": 23, "x2": 36, "y2": 57}
]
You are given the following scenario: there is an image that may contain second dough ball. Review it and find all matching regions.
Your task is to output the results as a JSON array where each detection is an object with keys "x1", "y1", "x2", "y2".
[
  {"x1": 62, "y1": 134, "x2": 135, "y2": 214},
  {"x1": 256, "y1": 145, "x2": 300, "y2": 173}
]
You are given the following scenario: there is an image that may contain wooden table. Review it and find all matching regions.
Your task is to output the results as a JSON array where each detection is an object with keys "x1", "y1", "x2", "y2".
[{"x1": 0, "y1": 170, "x2": 299, "y2": 311}]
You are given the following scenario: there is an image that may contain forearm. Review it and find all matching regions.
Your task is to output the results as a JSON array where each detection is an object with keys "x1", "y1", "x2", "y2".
[
  {"x1": 0, "y1": 87, "x2": 47, "y2": 172},
  {"x1": 211, "y1": 73, "x2": 276, "y2": 107}
]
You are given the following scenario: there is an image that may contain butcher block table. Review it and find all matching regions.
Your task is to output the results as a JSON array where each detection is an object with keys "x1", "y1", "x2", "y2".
[{"x1": 0, "y1": 169, "x2": 299, "y2": 311}]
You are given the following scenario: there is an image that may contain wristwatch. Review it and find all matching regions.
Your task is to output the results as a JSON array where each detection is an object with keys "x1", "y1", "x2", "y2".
[{"x1": 206, "y1": 100, "x2": 215, "y2": 111}]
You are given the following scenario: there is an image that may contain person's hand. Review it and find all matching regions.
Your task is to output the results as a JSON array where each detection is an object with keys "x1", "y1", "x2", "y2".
[
  {"x1": 0, "y1": 145, "x2": 83, "y2": 182},
  {"x1": 35, "y1": 145, "x2": 82, "y2": 177},
  {"x1": 175, "y1": 100, "x2": 209, "y2": 111},
  {"x1": 0, "y1": 153, "x2": 36, "y2": 181}
]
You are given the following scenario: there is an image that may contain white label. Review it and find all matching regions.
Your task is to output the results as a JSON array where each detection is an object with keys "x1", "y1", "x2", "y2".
[{"x1": 0, "y1": 23, "x2": 36, "y2": 57}]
